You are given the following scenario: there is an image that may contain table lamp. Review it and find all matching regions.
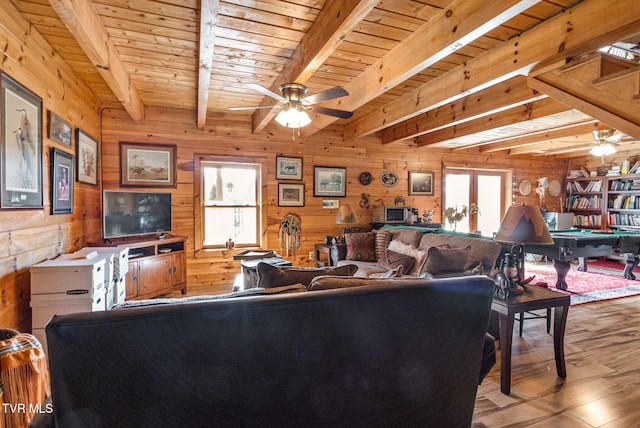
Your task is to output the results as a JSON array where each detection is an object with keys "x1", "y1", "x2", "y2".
[
  {"x1": 335, "y1": 205, "x2": 358, "y2": 240},
  {"x1": 494, "y1": 205, "x2": 554, "y2": 292}
]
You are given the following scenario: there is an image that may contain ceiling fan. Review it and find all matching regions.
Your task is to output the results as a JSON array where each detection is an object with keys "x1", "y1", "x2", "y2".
[
  {"x1": 590, "y1": 129, "x2": 620, "y2": 156},
  {"x1": 229, "y1": 83, "x2": 353, "y2": 128}
]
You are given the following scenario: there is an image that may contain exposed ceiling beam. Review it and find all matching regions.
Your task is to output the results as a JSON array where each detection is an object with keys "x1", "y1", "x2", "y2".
[
  {"x1": 300, "y1": 0, "x2": 541, "y2": 138},
  {"x1": 379, "y1": 76, "x2": 545, "y2": 145},
  {"x1": 480, "y1": 121, "x2": 600, "y2": 153},
  {"x1": 197, "y1": 0, "x2": 220, "y2": 130},
  {"x1": 416, "y1": 98, "x2": 570, "y2": 147},
  {"x1": 344, "y1": 0, "x2": 640, "y2": 141},
  {"x1": 250, "y1": 0, "x2": 379, "y2": 133},
  {"x1": 49, "y1": 0, "x2": 144, "y2": 121}
]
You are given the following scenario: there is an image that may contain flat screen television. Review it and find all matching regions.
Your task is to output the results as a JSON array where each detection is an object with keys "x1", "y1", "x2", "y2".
[{"x1": 103, "y1": 190, "x2": 172, "y2": 239}]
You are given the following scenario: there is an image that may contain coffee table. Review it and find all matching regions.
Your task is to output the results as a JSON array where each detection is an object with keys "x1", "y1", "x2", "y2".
[{"x1": 491, "y1": 285, "x2": 570, "y2": 394}]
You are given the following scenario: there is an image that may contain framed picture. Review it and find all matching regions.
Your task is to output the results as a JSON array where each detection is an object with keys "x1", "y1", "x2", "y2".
[
  {"x1": 278, "y1": 183, "x2": 305, "y2": 207},
  {"x1": 314, "y1": 166, "x2": 346, "y2": 197},
  {"x1": 120, "y1": 142, "x2": 177, "y2": 187},
  {"x1": 322, "y1": 199, "x2": 339, "y2": 209},
  {"x1": 276, "y1": 155, "x2": 303, "y2": 180},
  {"x1": 76, "y1": 128, "x2": 99, "y2": 185},
  {"x1": 48, "y1": 111, "x2": 72, "y2": 146},
  {"x1": 0, "y1": 73, "x2": 43, "y2": 209},
  {"x1": 409, "y1": 171, "x2": 434, "y2": 196},
  {"x1": 51, "y1": 148, "x2": 74, "y2": 214}
]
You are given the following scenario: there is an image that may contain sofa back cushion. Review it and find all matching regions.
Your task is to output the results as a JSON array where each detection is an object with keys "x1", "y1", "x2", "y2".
[
  {"x1": 257, "y1": 263, "x2": 358, "y2": 288},
  {"x1": 345, "y1": 231, "x2": 377, "y2": 262},
  {"x1": 419, "y1": 233, "x2": 502, "y2": 272}
]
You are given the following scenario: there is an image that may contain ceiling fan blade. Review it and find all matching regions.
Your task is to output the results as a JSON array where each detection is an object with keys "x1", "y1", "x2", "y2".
[
  {"x1": 244, "y1": 83, "x2": 286, "y2": 102},
  {"x1": 228, "y1": 105, "x2": 275, "y2": 111},
  {"x1": 311, "y1": 106, "x2": 353, "y2": 120},
  {"x1": 302, "y1": 86, "x2": 349, "y2": 104}
]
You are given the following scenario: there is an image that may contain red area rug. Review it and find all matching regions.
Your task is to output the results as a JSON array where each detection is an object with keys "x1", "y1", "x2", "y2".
[{"x1": 525, "y1": 263, "x2": 640, "y2": 305}]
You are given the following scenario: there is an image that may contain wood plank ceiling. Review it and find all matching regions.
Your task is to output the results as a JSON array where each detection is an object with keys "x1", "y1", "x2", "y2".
[{"x1": 8, "y1": 0, "x2": 640, "y2": 158}]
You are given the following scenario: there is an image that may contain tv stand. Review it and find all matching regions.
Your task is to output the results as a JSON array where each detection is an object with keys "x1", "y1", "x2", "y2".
[{"x1": 89, "y1": 235, "x2": 187, "y2": 300}]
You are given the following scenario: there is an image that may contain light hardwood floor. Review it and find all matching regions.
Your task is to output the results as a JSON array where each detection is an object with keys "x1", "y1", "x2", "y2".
[{"x1": 473, "y1": 294, "x2": 640, "y2": 427}]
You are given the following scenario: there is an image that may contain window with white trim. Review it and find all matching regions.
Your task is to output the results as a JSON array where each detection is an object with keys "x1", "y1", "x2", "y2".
[{"x1": 198, "y1": 158, "x2": 262, "y2": 249}]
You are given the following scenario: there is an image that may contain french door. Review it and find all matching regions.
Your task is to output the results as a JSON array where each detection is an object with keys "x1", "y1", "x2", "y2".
[{"x1": 443, "y1": 168, "x2": 509, "y2": 236}]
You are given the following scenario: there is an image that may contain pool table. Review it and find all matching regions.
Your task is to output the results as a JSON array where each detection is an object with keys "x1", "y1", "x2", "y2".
[{"x1": 523, "y1": 229, "x2": 640, "y2": 290}]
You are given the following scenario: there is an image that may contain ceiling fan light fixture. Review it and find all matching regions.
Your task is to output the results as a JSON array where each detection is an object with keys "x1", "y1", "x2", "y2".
[{"x1": 275, "y1": 104, "x2": 311, "y2": 128}]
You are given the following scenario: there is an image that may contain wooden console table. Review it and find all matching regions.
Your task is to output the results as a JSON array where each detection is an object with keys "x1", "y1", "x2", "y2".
[{"x1": 491, "y1": 285, "x2": 570, "y2": 395}]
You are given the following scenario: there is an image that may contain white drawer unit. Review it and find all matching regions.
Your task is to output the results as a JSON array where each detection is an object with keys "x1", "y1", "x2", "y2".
[
  {"x1": 30, "y1": 257, "x2": 106, "y2": 296},
  {"x1": 30, "y1": 256, "x2": 108, "y2": 351},
  {"x1": 74, "y1": 246, "x2": 129, "y2": 279}
]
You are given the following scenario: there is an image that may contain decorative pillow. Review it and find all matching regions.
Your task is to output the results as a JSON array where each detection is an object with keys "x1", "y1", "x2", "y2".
[
  {"x1": 374, "y1": 229, "x2": 390, "y2": 261},
  {"x1": 423, "y1": 244, "x2": 471, "y2": 275},
  {"x1": 387, "y1": 239, "x2": 427, "y2": 276},
  {"x1": 345, "y1": 231, "x2": 376, "y2": 262},
  {"x1": 376, "y1": 249, "x2": 415, "y2": 273},
  {"x1": 308, "y1": 275, "x2": 411, "y2": 291},
  {"x1": 257, "y1": 263, "x2": 358, "y2": 288}
]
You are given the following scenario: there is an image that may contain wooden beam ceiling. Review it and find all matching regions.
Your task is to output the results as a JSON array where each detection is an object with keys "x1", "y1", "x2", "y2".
[
  {"x1": 301, "y1": 0, "x2": 542, "y2": 138},
  {"x1": 48, "y1": 0, "x2": 144, "y2": 121},
  {"x1": 197, "y1": 0, "x2": 220, "y2": 130},
  {"x1": 250, "y1": 0, "x2": 380, "y2": 134},
  {"x1": 344, "y1": 0, "x2": 640, "y2": 142}
]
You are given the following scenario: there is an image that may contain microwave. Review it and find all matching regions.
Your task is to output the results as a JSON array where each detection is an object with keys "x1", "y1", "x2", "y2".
[{"x1": 373, "y1": 206, "x2": 412, "y2": 223}]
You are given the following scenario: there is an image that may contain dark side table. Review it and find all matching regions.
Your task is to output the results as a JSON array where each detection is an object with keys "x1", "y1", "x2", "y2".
[{"x1": 492, "y1": 285, "x2": 570, "y2": 395}]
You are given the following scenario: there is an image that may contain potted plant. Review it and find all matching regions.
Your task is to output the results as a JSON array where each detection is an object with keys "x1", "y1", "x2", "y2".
[{"x1": 443, "y1": 204, "x2": 479, "y2": 231}]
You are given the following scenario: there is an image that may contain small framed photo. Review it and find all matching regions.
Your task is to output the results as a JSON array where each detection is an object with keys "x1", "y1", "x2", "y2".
[
  {"x1": 314, "y1": 166, "x2": 346, "y2": 197},
  {"x1": 276, "y1": 155, "x2": 303, "y2": 180},
  {"x1": 322, "y1": 200, "x2": 339, "y2": 209},
  {"x1": 48, "y1": 111, "x2": 73, "y2": 146},
  {"x1": 120, "y1": 142, "x2": 177, "y2": 187},
  {"x1": 51, "y1": 148, "x2": 74, "y2": 214},
  {"x1": 76, "y1": 128, "x2": 99, "y2": 185},
  {"x1": 278, "y1": 183, "x2": 305, "y2": 207},
  {"x1": 1, "y1": 73, "x2": 43, "y2": 209},
  {"x1": 409, "y1": 171, "x2": 434, "y2": 196}
]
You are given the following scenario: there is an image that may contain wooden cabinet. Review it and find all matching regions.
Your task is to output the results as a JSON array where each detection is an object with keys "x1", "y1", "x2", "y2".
[{"x1": 92, "y1": 235, "x2": 187, "y2": 300}]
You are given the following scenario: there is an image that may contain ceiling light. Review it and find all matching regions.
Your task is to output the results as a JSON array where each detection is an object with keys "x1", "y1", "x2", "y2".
[
  {"x1": 275, "y1": 104, "x2": 311, "y2": 128},
  {"x1": 590, "y1": 129, "x2": 617, "y2": 157}
]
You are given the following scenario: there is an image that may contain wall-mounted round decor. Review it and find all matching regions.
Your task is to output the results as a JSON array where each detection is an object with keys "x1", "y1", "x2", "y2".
[
  {"x1": 380, "y1": 171, "x2": 399, "y2": 187},
  {"x1": 518, "y1": 179, "x2": 532, "y2": 195},
  {"x1": 359, "y1": 172, "x2": 373, "y2": 185},
  {"x1": 548, "y1": 179, "x2": 561, "y2": 197}
]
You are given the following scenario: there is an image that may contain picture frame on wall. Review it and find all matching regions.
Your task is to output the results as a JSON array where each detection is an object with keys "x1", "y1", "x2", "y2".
[
  {"x1": 275, "y1": 156, "x2": 303, "y2": 180},
  {"x1": 120, "y1": 142, "x2": 177, "y2": 187},
  {"x1": 0, "y1": 73, "x2": 43, "y2": 209},
  {"x1": 76, "y1": 128, "x2": 99, "y2": 185},
  {"x1": 51, "y1": 148, "x2": 74, "y2": 214},
  {"x1": 408, "y1": 171, "x2": 434, "y2": 196},
  {"x1": 278, "y1": 183, "x2": 305, "y2": 207},
  {"x1": 48, "y1": 111, "x2": 73, "y2": 146},
  {"x1": 313, "y1": 166, "x2": 346, "y2": 197}
]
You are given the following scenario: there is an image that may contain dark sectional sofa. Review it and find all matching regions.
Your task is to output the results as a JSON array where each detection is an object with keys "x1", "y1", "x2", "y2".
[{"x1": 33, "y1": 275, "x2": 495, "y2": 428}]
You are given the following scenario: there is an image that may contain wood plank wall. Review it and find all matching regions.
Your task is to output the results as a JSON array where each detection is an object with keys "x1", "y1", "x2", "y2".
[
  {"x1": 0, "y1": 1, "x2": 101, "y2": 331},
  {"x1": 101, "y1": 107, "x2": 568, "y2": 296},
  {"x1": 0, "y1": 0, "x2": 569, "y2": 331}
]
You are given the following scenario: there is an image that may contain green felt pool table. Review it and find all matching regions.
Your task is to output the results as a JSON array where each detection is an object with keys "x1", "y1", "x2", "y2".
[{"x1": 522, "y1": 229, "x2": 640, "y2": 290}]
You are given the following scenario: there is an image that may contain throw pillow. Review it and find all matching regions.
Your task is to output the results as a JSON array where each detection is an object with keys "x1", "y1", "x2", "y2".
[
  {"x1": 374, "y1": 229, "x2": 390, "y2": 261},
  {"x1": 387, "y1": 239, "x2": 427, "y2": 276},
  {"x1": 345, "y1": 231, "x2": 376, "y2": 262},
  {"x1": 308, "y1": 275, "x2": 411, "y2": 291},
  {"x1": 423, "y1": 244, "x2": 471, "y2": 275},
  {"x1": 256, "y1": 263, "x2": 358, "y2": 288},
  {"x1": 376, "y1": 249, "x2": 415, "y2": 273}
]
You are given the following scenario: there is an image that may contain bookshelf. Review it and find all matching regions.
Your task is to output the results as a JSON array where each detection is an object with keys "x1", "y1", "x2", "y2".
[
  {"x1": 606, "y1": 173, "x2": 640, "y2": 231},
  {"x1": 564, "y1": 176, "x2": 604, "y2": 228}
]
